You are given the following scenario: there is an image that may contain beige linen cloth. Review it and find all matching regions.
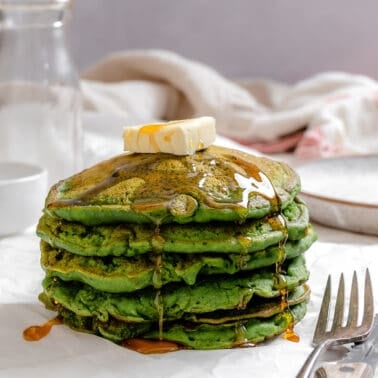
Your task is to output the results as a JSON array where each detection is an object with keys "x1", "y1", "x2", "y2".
[{"x1": 82, "y1": 49, "x2": 378, "y2": 158}]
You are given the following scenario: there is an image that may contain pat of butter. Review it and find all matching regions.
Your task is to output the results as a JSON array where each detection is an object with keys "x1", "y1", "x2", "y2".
[{"x1": 123, "y1": 117, "x2": 216, "y2": 155}]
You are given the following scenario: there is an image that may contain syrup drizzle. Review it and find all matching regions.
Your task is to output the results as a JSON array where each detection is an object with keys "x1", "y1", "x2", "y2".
[
  {"x1": 48, "y1": 150, "x2": 279, "y2": 223},
  {"x1": 237, "y1": 235, "x2": 252, "y2": 270},
  {"x1": 23, "y1": 317, "x2": 62, "y2": 341},
  {"x1": 152, "y1": 253, "x2": 163, "y2": 288},
  {"x1": 138, "y1": 123, "x2": 177, "y2": 152},
  {"x1": 224, "y1": 154, "x2": 278, "y2": 212},
  {"x1": 234, "y1": 322, "x2": 248, "y2": 345},
  {"x1": 151, "y1": 228, "x2": 165, "y2": 339},
  {"x1": 272, "y1": 215, "x2": 300, "y2": 343},
  {"x1": 154, "y1": 290, "x2": 164, "y2": 340},
  {"x1": 50, "y1": 155, "x2": 158, "y2": 207},
  {"x1": 122, "y1": 338, "x2": 181, "y2": 354},
  {"x1": 284, "y1": 322, "x2": 300, "y2": 342}
]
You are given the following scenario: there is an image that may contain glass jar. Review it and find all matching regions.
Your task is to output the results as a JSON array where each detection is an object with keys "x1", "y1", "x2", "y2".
[{"x1": 0, "y1": 0, "x2": 82, "y2": 186}]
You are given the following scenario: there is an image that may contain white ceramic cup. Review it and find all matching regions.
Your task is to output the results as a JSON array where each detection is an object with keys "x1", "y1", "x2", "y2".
[{"x1": 0, "y1": 162, "x2": 47, "y2": 236}]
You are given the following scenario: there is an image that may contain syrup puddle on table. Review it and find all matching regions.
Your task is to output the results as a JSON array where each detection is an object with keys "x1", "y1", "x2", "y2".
[
  {"x1": 122, "y1": 338, "x2": 181, "y2": 354},
  {"x1": 23, "y1": 317, "x2": 62, "y2": 341}
]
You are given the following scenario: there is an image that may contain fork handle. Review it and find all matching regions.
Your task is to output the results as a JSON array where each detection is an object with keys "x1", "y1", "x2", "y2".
[
  {"x1": 296, "y1": 340, "x2": 333, "y2": 378},
  {"x1": 315, "y1": 362, "x2": 374, "y2": 378}
]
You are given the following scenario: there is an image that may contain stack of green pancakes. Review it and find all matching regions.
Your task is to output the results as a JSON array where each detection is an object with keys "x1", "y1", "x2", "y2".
[{"x1": 36, "y1": 145, "x2": 316, "y2": 351}]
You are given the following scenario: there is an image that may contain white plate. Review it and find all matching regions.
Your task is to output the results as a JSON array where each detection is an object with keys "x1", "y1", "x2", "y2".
[{"x1": 296, "y1": 155, "x2": 378, "y2": 235}]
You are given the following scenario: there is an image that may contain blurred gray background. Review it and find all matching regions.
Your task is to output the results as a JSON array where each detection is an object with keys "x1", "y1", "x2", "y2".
[{"x1": 71, "y1": 0, "x2": 378, "y2": 83}]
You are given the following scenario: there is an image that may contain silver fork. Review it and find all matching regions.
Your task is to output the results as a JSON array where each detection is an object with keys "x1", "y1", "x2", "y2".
[{"x1": 297, "y1": 269, "x2": 375, "y2": 378}]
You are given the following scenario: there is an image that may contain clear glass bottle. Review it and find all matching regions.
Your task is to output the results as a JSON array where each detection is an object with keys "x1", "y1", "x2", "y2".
[{"x1": 0, "y1": 0, "x2": 82, "y2": 185}]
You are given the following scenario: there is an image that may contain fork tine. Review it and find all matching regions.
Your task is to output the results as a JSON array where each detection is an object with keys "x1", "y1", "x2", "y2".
[
  {"x1": 346, "y1": 271, "x2": 359, "y2": 328},
  {"x1": 362, "y1": 269, "x2": 375, "y2": 329},
  {"x1": 313, "y1": 274, "x2": 331, "y2": 343},
  {"x1": 331, "y1": 273, "x2": 345, "y2": 331},
  {"x1": 298, "y1": 271, "x2": 375, "y2": 377}
]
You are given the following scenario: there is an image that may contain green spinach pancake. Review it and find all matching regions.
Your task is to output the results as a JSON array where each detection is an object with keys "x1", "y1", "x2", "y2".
[{"x1": 36, "y1": 145, "x2": 316, "y2": 352}]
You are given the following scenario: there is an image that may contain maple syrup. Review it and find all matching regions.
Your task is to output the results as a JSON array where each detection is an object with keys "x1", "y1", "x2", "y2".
[
  {"x1": 23, "y1": 317, "x2": 61, "y2": 342},
  {"x1": 283, "y1": 323, "x2": 300, "y2": 343},
  {"x1": 122, "y1": 338, "x2": 181, "y2": 354}
]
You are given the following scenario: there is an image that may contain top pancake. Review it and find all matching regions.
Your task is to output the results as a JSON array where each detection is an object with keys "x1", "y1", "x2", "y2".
[{"x1": 45, "y1": 145, "x2": 301, "y2": 225}]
